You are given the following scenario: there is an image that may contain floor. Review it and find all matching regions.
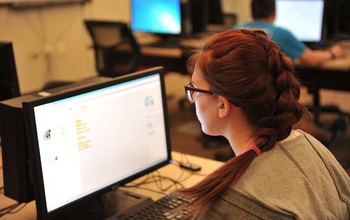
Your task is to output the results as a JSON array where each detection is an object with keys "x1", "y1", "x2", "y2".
[{"x1": 164, "y1": 72, "x2": 350, "y2": 176}]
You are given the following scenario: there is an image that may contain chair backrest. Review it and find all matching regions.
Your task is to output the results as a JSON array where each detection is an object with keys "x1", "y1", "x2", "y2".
[{"x1": 85, "y1": 20, "x2": 141, "y2": 77}]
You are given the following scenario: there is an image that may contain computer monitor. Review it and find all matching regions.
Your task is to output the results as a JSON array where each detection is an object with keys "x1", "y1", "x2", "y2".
[
  {"x1": 130, "y1": 0, "x2": 182, "y2": 36},
  {"x1": 0, "y1": 42, "x2": 20, "y2": 102},
  {"x1": 190, "y1": 0, "x2": 209, "y2": 34},
  {"x1": 208, "y1": 0, "x2": 224, "y2": 25},
  {"x1": 188, "y1": 0, "x2": 224, "y2": 35},
  {"x1": 22, "y1": 67, "x2": 172, "y2": 219},
  {"x1": 274, "y1": 0, "x2": 325, "y2": 44},
  {"x1": 0, "y1": 77, "x2": 109, "y2": 204},
  {"x1": 325, "y1": 0, "x2": 350, "y2": 40}
]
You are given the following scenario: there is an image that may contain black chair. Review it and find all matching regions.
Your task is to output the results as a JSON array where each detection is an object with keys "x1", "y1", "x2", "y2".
[
  {"x1": 43, "y1": 21, "x2": 141, "y2": 91},
  {"x1": 84, "y1": 20, "x2": 141, "y2": 77}
]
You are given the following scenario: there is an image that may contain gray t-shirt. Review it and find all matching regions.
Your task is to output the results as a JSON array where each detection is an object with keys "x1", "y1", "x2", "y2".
[{"x1": 197, "y1": 130, "x2": 350, "y2": 219}]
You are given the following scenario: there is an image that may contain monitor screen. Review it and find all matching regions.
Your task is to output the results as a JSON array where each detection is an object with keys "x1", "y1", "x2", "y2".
[
  {"x1": 274, "y1": 0, "x2": 325, "y2": 43},
  {"x1": 23, "y1": 67, "x2": 172, "y2": 219},
  {"x1": 0, "y1": 42, "x2": 20, "y2": 102},
  {"x1": 130, "y1": 0, "x2": 182, "y2": 35}
]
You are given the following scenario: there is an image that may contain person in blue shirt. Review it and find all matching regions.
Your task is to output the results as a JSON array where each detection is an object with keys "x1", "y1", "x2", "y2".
[
  {"x1": 234, "y1": 0, "x2": 346, "y2": 66},
  {"x1": 233, "y1": 0, "x2": 348, "y2": 146}
]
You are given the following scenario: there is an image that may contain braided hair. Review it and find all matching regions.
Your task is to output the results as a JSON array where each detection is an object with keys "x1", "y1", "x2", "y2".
[{"x1": 178, "y1": 29, "x2": 304, "y2": 218}]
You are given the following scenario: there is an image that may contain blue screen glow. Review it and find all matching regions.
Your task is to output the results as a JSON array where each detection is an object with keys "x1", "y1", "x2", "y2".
[{"x1": 131, "y1": 0, "x2": 181, "y2": 35}]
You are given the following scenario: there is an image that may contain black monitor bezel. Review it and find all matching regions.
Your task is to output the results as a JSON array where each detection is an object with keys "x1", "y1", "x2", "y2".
[
  {"x1": 22, "y1": 66, "x2": 172, "y2": 219},
  {"x1": 324, "y1": 0, "x2": 350, "y2": 41}
]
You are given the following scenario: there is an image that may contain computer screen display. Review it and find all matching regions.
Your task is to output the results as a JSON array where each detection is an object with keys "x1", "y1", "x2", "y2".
[
  {"x1": 274, "y1": 0, "x2": 325, "y2": 43},
  {"x1": 23, "y1": 67, "x2": 172, "y2": 219},
  {"x1": 130, "y1": 0, "x2": 182, "y2": 35}
]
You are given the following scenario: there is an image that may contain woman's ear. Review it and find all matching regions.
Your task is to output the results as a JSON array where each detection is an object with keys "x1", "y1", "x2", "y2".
[{"x1": 217, "y1": 96, "x2": 231, "y2": 118}]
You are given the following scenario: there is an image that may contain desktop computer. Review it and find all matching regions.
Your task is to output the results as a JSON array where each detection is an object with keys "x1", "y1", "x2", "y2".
[
  {"x1": 1, "y1": 67, "x2": 177, "y2": 219},
  {"x1": 0, "y1": 77, "x2": 109, "y2": 203}
]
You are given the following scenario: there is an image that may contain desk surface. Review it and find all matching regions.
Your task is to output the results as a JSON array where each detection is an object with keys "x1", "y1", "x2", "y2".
[
  {"x1": 0, "y1": 151, "x2": 223, "y2": 219},
  {"x1": 142, "y1": 38, "x2": 350, "y2": 70},
  {"x1": 140, "y1": 37, "x2": 210, "y2": 58},
  {"x1": 295, "y1": 40, "x2": 350, "y2": 71}
]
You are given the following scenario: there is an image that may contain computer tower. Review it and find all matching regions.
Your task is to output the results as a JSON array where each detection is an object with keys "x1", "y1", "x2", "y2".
[{"x1": 0, "y1": 95, "x2": 38, "y2": 202}]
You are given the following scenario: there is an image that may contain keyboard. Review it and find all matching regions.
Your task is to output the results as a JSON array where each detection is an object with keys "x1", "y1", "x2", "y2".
[{"x1": 114, "y1": 192, "x2": 195, "y2": 220}]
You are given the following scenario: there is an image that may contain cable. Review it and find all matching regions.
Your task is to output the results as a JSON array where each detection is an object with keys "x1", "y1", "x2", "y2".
[
  {"x1": 175, "y1": 153, "x2": 208, "y2": 174},
  {"x1": 124, "y1": 170, "x2": 185, "y2": 193},
  {"x1": 151, "y1": 171, "x2": 185, "y2": 191},
  {"x1": 0, "y1": 202, "x2": 27, "y2": 217},
  {"x1": 123, "y1": 153, "x2": 210, "y2": 196}
]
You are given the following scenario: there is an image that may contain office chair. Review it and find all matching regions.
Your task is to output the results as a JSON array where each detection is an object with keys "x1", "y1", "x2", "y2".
[
  {"x1": 84, "y1": 20, "x2": 141, "y2": 77},
  {"x1": 42, "y1": 21, "x2": 140, "y2": 91}
]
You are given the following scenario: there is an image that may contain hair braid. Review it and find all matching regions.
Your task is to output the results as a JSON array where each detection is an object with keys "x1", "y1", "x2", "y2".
[
  {"x1": 178, "y1": 29, "x2": 305, "y2": 218},
  {"x1": 248, "y1": 29, "x2": 303, "y2": 151}
]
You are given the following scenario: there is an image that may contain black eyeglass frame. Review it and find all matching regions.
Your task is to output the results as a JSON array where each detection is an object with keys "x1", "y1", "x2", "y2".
[{"x1": 184, "y1": 82, "x2": 215, "y2": 103}]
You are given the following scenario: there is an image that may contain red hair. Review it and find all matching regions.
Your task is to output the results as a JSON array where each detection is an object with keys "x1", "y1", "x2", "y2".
[{"x1": 178, "y1": 29, "x2": 304, "y2": 218}]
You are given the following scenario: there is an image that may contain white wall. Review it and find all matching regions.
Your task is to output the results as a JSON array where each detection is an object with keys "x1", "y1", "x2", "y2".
[
  {"x1": 0, "y1": 0, "x2": 248, "y2": 94},
  {"x1": 222, "y1": 0, "x2": 250, "y2": 23},
  {"x1": 0, "y1": 0, "x2": 130, "y2": 93}
]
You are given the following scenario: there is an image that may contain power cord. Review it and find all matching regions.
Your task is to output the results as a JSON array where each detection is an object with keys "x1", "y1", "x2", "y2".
[{"x1": 0, "y1": 202, "x2": 27, "y2": 217}]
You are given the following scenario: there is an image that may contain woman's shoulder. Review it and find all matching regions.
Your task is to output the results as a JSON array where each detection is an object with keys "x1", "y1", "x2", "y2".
[
  {"x1": 230, "y1": 130, "x2": 350, "y2": 219},
  {"x1": 199, "y1": 189, "x2": 296, "y2": 220}
]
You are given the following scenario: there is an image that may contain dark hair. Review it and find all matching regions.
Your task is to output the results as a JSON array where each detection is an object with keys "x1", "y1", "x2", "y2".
[
  {"x1": 251, "y1": 0, "x2": 276, "y2": 19},
  {"x1": 178, "y1": 29, "x2": 304, "y2": 218}
]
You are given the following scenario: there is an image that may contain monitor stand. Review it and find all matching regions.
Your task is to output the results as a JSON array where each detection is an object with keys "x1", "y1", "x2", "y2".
[
  {"x1": 145, "y1": 35, "x2": 182, "y2": 48},
  {"x1": 52, "y1": 189, "x2": 153, "y2": 220}
]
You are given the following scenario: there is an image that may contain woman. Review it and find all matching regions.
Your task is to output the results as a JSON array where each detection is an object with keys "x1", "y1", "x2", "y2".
[{"x1": 180, "y1": 29, "x2": 350, "y2": 219}]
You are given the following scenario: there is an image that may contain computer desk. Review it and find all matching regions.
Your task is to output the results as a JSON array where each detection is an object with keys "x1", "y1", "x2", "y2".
[
  {"x1": 140, "y1": 38, "x2": 350, "y2": 88},
  {"x1": 137, "y1": 15, "x2": 236, "y2": 75},
  {"x1": 0, "y1": 151, "x2": 224, "y2": 220},
  {"x1": 294, "y1": 41, "x2": 350, "y2": 122}
]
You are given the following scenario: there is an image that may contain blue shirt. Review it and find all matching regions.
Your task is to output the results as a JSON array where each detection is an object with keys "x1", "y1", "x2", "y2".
[{"x1": 234, "y1": 21, "x2": 307, "y2": 60}]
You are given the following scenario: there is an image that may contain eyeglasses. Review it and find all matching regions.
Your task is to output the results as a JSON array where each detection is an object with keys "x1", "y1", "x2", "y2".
[{"x1": 184, "y1": 82, "x2": 215, "y2": 103}]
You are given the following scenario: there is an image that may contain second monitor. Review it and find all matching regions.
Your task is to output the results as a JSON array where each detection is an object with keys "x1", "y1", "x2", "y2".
[
  {"x1": 130, "y1": 0, "x2": 182, "y2": 36},
  {"x1": 274, "y1": 0, "x2": 325, "y2": 44}
]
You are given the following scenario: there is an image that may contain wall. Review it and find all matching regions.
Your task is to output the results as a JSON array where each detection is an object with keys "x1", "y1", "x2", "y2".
[
  {"x1": 0, "y1": 0, "x2": 130, "y2": 93},
  {"x1": 222, "y1": 0, "x2": 250, "y2": 23},
  {"x1": 0, "y1": 0, "x2": 247, "y2": 94}
]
